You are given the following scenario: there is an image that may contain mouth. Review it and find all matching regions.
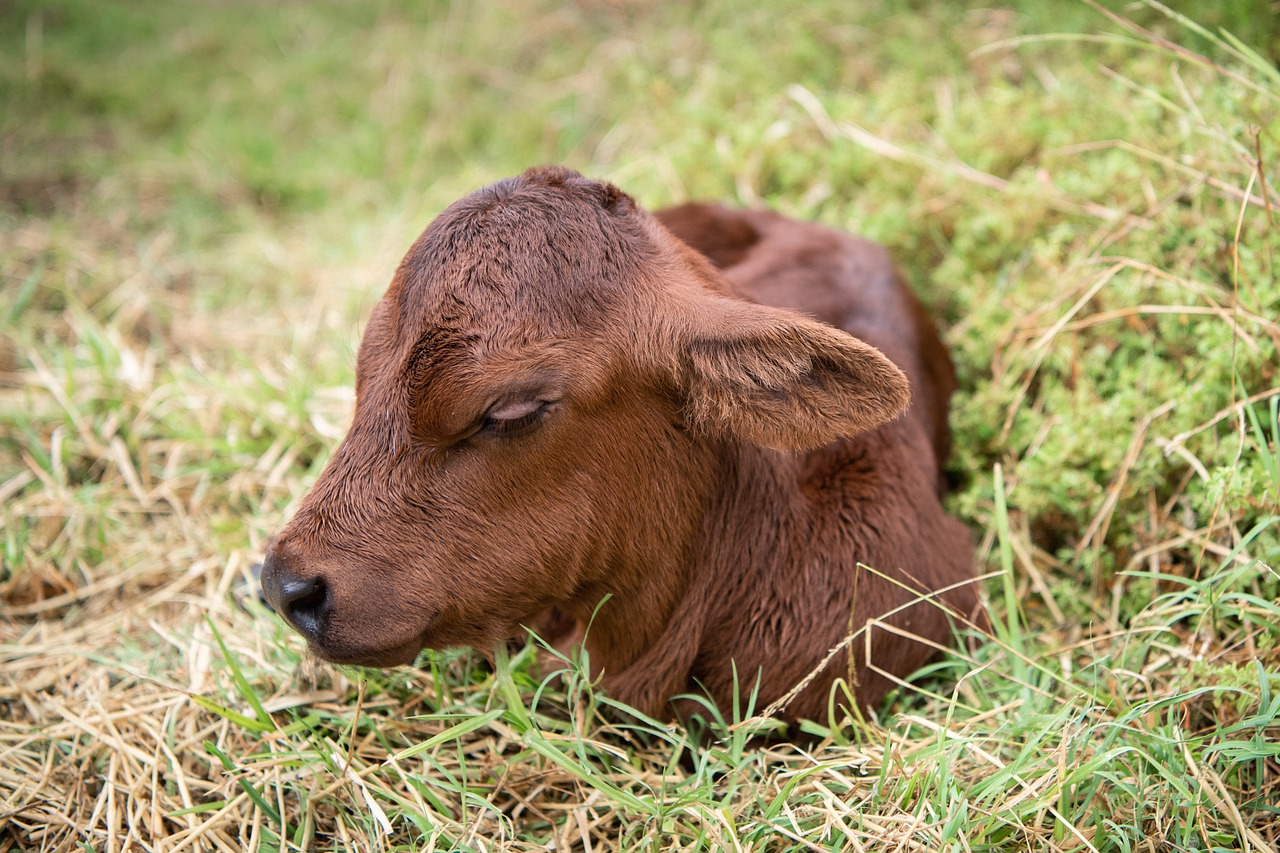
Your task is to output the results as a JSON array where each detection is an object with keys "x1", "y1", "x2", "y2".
[
  {"x1": 253, "y1": 561, "x2": 437, "y2": 667},
  {"x1": 255, "y1": 572, "x2": 526, "y2": 670},
  {"x1": 306, "y1": 635, "x2": 425, "y2": 669},
  {"x1": 314, "y1": 618, "x2": 527, "y2": 669}
]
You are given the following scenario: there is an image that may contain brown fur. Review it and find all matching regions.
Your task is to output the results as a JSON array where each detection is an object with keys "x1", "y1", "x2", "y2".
[{"x1": 260, "y1": 166, "x2": 985, "y2": 724}]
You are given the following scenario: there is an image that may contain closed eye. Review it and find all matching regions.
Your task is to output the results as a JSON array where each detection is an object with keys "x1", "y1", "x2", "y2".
[{"x1": 478, "y1": 399, "x2": 552, "y2": 439}]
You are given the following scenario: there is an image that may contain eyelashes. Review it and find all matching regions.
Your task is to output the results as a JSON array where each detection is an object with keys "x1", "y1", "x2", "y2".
[
  {"x1": 409, "y1": 392, "x2": 560, "y2": 451},
  {"x1": 479, "y1": 402, "x2": 550, "y2": 439}
]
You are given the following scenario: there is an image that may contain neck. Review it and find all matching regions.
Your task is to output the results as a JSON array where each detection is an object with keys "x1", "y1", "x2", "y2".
[{"x1": 572, "y1": 439, "x2": 803, "y2": 677}]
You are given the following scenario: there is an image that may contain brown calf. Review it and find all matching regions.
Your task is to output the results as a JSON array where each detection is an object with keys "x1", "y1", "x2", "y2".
[{"x1": 260, "y1": 166, "x2": 983, "y2": 724}]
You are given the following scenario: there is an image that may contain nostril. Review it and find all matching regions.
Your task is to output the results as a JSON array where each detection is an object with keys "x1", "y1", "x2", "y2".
[{"x1": 279, "y1": 576, "x2": 328, "y2": 640}]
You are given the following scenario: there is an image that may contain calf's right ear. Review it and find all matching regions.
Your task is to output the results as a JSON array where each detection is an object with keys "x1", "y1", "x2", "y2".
[{"x1": 668, "y1": 295, "x2": 910, "y2": 451}]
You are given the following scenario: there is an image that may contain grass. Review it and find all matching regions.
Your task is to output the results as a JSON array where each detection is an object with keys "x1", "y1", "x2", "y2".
[{"x1": 2, "y1": 0, "x2": 1278, "y2": 849}]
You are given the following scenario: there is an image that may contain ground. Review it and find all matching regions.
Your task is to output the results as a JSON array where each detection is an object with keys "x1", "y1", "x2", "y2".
[{"x1": 1, "y1": 1, "x2": 1278, "y2": 850}]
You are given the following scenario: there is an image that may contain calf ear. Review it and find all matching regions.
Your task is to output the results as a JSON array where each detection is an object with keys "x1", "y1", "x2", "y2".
[{"x1": 673, "y1": 297, "x2": 910, "y2": 451}]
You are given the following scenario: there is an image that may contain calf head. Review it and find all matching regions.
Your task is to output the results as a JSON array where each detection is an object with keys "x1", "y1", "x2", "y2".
[{"x1": 260, "y1": 166, "x2": 910, "y2": 668}]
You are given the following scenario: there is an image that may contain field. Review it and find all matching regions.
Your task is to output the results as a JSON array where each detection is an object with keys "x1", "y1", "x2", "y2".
[{"x1": 2, "y1": 0, "x2": 1278, "y2": 850}]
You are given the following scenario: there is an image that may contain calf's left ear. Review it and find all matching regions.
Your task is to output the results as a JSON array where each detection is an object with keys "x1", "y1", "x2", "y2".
[{"x1": 671, "y1": 296, "x2": 910, "y2": 451}]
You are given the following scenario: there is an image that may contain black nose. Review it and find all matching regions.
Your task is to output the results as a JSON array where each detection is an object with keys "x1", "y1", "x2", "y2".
[
  {"x1": 278, "y1": 575, "x2": 328, "y2": 639},
  {"x1": 260, "y1": 551, "x2": 329, "y2": 641}
]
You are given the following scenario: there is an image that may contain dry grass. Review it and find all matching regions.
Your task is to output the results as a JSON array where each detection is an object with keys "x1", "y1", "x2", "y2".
[{"x1": 3, "y1": 0, "x2": 1279, "y2": 850}]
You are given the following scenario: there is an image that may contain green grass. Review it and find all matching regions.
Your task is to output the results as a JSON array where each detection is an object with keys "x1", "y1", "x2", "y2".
[{"x1": 2, "y1": 0, "x2": 1278, "y2": 850}]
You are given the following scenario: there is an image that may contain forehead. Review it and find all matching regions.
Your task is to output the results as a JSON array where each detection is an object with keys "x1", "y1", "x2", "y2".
[{"x1": 387, "y1": 177, "x2": 654, "y2": 355}]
